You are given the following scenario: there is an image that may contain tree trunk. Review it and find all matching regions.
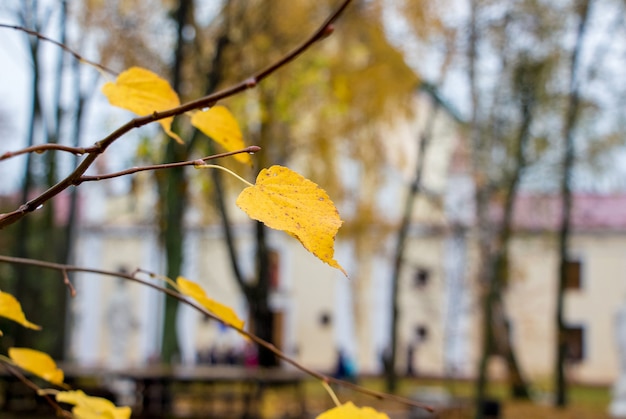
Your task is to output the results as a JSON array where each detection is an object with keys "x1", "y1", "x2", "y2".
[
  {"x1": 158, "y1": 0, "x2": 193, "y2": 364},
  {"x1": 12, "y1": 2, "x2": 69, "y2": 359},
  {"x1": 250, "y1": 222, "x2": 278, "y2": 367},
  {"x1": 386, "y1": 92, "x2": 438, "y2": 393},
  {"x1": 555, "y1": 0, "x2": 591, "y2": 406}
]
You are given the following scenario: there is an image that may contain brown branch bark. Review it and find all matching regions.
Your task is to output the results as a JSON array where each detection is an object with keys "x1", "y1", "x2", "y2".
[{"x1": 78, "y1": 146, "x2": 259, "y2": 182}]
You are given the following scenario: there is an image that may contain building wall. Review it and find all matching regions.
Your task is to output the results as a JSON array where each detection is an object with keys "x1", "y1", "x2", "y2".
[
  {"x1": 70, "y1": 227, "x2": 163, "y2": 368},
  {"x1": 507, "y1": 232, "x2": 626, "y2": 384},
  {"x1": 66, "y1": 84, "x2": 626, "y2": 386}
]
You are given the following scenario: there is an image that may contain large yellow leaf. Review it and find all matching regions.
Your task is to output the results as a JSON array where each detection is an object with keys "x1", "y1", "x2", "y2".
[
  {"x1": 176, "y1": 277, "x2": 245, "y2": 330},
  {"x1": 102, "y1": 66, "x2": 183, "y2": 144},
  {"x1": 56, "y1": 390, "x2": 131, "y2": 419},
  {"x1": 236, "y1": 166, "x2": 346, "y2": 275},
  {"x1": 0, "y1": 291, "x2": 41, "y2": 331},
  {"x1": 316, "y1": 402, "x2": 389, "y2": 419},
  {"x1": 190, "y1": 106, "x2": 251, "y2": 164},
  {"x1": 316, "y1": 402, "x2": 390, "y2": 419},
  {"x1": 8, "y1": 347, "x2": 64, "y2": 385}
]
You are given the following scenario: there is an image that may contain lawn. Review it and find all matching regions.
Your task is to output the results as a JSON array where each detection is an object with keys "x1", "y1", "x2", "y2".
[
  {"x1": 287, "y1": 376, "x2": 613, "y2": 419},
  {"x1": 0, "y1": 375, "x2": 613, "y2": 418}
]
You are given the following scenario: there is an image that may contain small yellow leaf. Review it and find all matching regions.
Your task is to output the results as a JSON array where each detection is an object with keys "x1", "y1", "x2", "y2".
[
  {"x1": 9, "y1": 347, "x2": 64, "y2": 385},
  {"x1": 316, "y1": 402, "x2": 390, "y2": 419},
  {"x1": 191, "y1": 106, "x2": 251, "y2": 164},
  {"x1": 102, "y1": 66, "x2": 183, "y2": 144},
  {"x1": 56, "y1": 390, "x2": 131, "y2": 419},
  {"x1": 177, "y1": 277, "x2": 245, "y2": 330},
  {"x1": 0, "y1": 291, "x2": 41, "y2": 331},
  {"x1": 236, "y1": 166, "x2": 346, "y2": 275}
]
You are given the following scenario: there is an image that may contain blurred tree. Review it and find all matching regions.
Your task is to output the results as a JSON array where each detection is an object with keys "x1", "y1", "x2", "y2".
[
  {"x1": 1, "y1": 0, "x2": 96, "y2": 359},
  {"x1": 459, "y1": 0, "x2": 621, "y2": 413},
  {"x1": 78, "y1": 0, "x2": 422, "y2": 365},
  {"x1": 389, "y1": 0, "x2": 626, "y2": 412},
  {"x1": 555, "y1": 0, "x2": 593, "y2": 408},
  {"x1": 216, "y1": 0, "x2": 421, "y2": 367}
]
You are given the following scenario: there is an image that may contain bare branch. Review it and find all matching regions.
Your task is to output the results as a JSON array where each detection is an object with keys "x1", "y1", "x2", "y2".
[
  {"x1": 62, "y1": 269, "x2": 76, "y2": 298},
  {"x1": 0, "y1": 23, "x2": 117, "y2": 76},
  {"x1": 77, "y1": 146, "x2": 260, "y2": 183},
  {"x1": 0, "y1": 362, "x2": 71, "y2": 418},
  {"x1": 0, "y1": 144, "x2": 100, "y2": 161}
]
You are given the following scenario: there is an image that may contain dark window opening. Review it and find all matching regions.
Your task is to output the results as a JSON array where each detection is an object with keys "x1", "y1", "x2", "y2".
[
  {"x1": 564, "y1": 325, "x2": 584, "y2": 362},
  {"x1": 415, "y1": 325, "x2": 429, "y2": 341},
  {"x1": 269, "y1": 249, "x2": 280, "y2": 290},
  {"x1": 319, "y1": 312, "x2": 331, "y2": 327},
  {"x1": 564, "y1": 259, "x2": 582, "y2": 290},
  {"x1": 413, "y1": 268, "x2": 430, "y2": 288}
]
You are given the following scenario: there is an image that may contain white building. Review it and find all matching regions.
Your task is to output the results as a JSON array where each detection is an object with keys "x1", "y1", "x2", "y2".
[{"x1": 68, "y1": 84, "x2": 626, "y2": 387}]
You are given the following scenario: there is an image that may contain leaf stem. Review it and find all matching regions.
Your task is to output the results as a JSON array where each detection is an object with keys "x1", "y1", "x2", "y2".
[
  {"x1": 134, "y1": 268, "x2": 180, "y2": 291},
  {"x1": 0, "y1": 355, "x2": 14, "y2": 365},
  {"x1": 37, "y1": 388, "x2": 60, "y2": 396},
  {"x1": 195, "y1": 164, "x2": 254, "y2": 187},
  {"x1": 322, "y1": 380, "x2": 342, "y2": 407}
]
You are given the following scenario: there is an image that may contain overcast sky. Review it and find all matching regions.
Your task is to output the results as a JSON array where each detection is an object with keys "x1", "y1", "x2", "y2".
[{"x1": 2, "y1": 1, "x2": 626, "y2": 197}]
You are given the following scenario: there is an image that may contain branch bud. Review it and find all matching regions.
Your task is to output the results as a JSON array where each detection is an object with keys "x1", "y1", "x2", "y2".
[{"x1": 320, "y1": 24, "x2": 335, "y2": 40}]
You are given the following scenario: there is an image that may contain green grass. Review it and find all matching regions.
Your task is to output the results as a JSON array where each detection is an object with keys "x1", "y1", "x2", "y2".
[
  {"x1": 0, "y1": 376, "x2": 613, "y2": 418},
  {"x1": 294, "y1": 376, "x2": 612, "y2": 418}
]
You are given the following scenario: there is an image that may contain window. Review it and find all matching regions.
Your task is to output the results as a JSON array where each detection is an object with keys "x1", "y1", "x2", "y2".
[
  {"x1": 268, "y1": 249, "x2": 280, "y2": 290},
  {"x1": 413, "y1": 268, "x2": 430, "y2": 288},
  {"x1": 319, "y1": 312, "x2": 331, "y2": 327},
  {"x1": 564, "y1": 325, "x2": 585, "y2": 362},
  {"x1": 564, "y1": 259, "x2": 582, "y2": 290},
  {"x1": 415, "y1": 325, "x2": 429, "y2": 342}
]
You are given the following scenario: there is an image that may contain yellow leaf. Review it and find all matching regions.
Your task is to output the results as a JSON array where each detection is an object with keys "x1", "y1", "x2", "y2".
[
  {"x1": 0, "y1": 291, "x2": 41, "y2": 331},
  {"x1": 8, "y1": 347, "x2": 64, "y2": 385},
  {"x1": 190, "y1": 106, "x2": 251, "y2": 164},
  {"x1": 176, "y1": 277, "x2": 245, "y2": 330},
  {"x1": 236, "y1": 166, "x2": 346, "y2": 275},
  {"x1": 102, "y1": 66, "x2": 183, "y2": 144},
  {"x1": 56, "y1": 390, "x2": 131, "y2": 419},
  {"x1": 316, "y1": 402, "x2": 390, "y2": 419}
]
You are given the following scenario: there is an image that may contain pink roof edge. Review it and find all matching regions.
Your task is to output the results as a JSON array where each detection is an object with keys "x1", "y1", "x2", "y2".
[{"x1": 503, "y1": 193, "x2": 626, "y2": 232}]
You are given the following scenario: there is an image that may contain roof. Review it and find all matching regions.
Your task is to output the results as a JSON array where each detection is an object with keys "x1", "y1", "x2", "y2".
[{"x1": 506, "y1": 193, "x2": 626, "y2": 232}]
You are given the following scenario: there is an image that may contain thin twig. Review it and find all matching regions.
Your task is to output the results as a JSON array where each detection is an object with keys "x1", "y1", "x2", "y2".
[
  {"x1": 0, "y1": 0, "x2": 352, "y2": 229},
  {"x1": 0, "y1": 144, "x2": 100, "y2": 162},
  {"x1": 0, "y1": 254, "x2": 434, "y2": 413},
  {"x1": 77, "y1": 146, "x2": 260, "y2": 183},
  {"x1": 0, "y1": 362, "x2": 71, "y2": 418},
  {"x1": 62, "y1": 269, "x2": 77, "y2": 297},
  {"x1": 0, "y1": 23, "x2": 117, "y2": 76}
]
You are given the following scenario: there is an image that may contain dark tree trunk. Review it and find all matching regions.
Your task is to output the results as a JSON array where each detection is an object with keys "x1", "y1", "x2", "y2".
[
  {"x1": 555, "y1": 0, "x2": 591, "y2": 406},
  {"x1": 158, "y1": 0, "x2": 193, "y2": 364},
  {"x1": 386, "y1": 90, "x2": 439, "y2": 393}
]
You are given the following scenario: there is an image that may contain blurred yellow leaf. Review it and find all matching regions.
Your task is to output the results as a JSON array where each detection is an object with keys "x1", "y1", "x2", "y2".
[
  {"x1": 177, "y1": 277, "x2": 245, "y2": 330},
  {"x1": 0, "y1": 291, "x2": 41, "y2": 331},
  {"x1": 8, "y1": 347, "x2": 64, "y2": 385},
  {"x1": 316, "y1": 402, "x2": 390, "y2": 419},
  {"x1": 102, "y1": 66, "x2": 183, "y2": 144},
  {"x1": 190, "y1": 106, "x2": 251, "y2": 164},
  {"x1": 56, "y1": 390, "x2": 131, "y2": 419},
  {"x1": 236, "y1": 166, "x2": 346, "y2": 275}
]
